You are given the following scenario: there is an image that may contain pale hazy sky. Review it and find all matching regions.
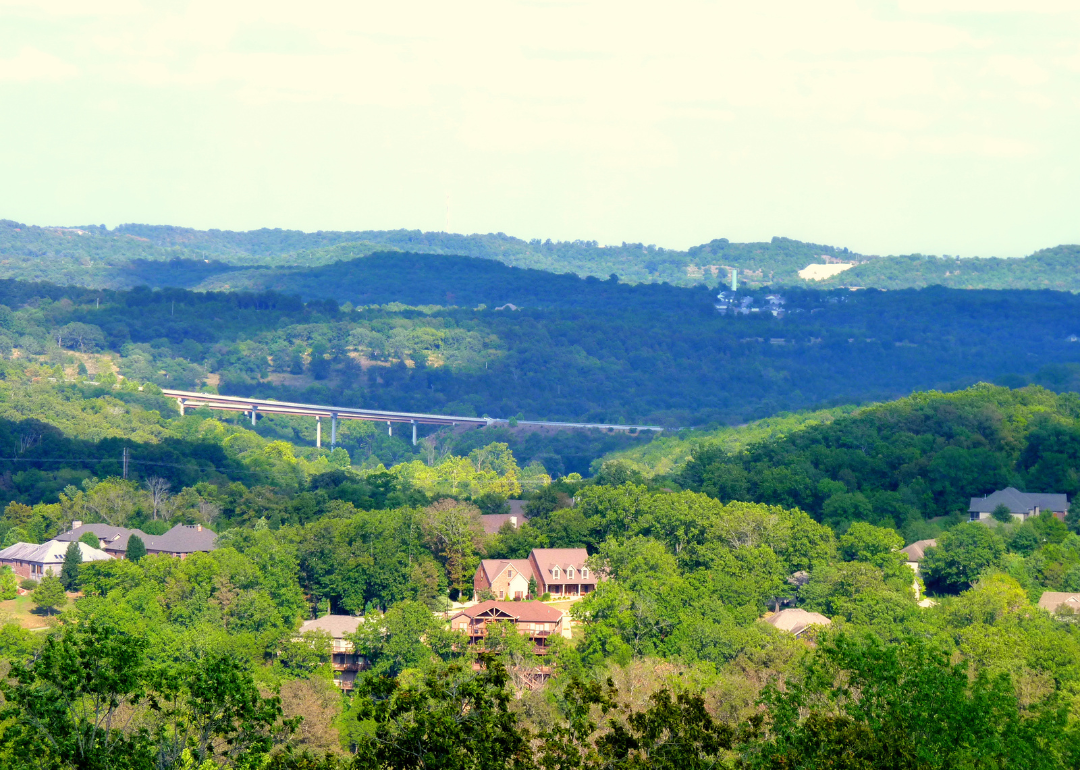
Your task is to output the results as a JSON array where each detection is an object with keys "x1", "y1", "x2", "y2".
[{"x1": 1, "y1": 1, "x2": 1078, "y2": 256}]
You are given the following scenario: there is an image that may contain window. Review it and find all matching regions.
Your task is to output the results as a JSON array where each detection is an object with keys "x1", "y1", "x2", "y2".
[
  {"x1": 552, "y1": 567, "x2": 560, "y2": 579},
  {"x1": 508, "y1": 568, "x2": 514, "y2": 578},
  {"x1": 568, "y1": 567, "x2": 575, "y2": 579},
  {"x1": 498, "y1": 590, "x2": 505, "y2": 599},
  {"x1": 582, "y1": 567, "x2": 590, "y2": 579}
]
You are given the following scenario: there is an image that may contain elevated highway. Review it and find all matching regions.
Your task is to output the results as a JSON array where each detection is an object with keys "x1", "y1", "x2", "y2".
[{"x1": 159, "y1": 389, "x2": 663, "y2": 448}]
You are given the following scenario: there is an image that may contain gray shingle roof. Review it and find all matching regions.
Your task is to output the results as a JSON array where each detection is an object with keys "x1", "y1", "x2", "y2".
[
  {"x1": 299, "y1": 615, "x2": 364, "y2": 638},
  {"x1": 969, "y1": 487, "x2": 1068, "y2": 514},
  {"x1": 900, "y1": 539, "x2": 937, "y2": 562},
  {"x1": 56, "y1": 524, "x2": 147, "y2": 551},
  {"x1": 144, "y1": 524, "x2": 217, "y2": 554}
]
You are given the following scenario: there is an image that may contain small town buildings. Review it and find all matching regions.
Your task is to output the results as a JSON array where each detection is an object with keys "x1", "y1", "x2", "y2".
[
  {"x1": 449, "y1": 600, "x2": 569, "y2": 653},
  {"x1": 55, "y1": 521, "x2": 217, "y2": 559},
  {"x1": 1038, "y1": 592, "x2": 1080, "y2": 617},
  {"x1": 762, "y1": 608, "x2": 831, "y2": 638},
  {"x1": 298, "y1": 614, "x2": 366, "y2": 690},
  {"x1": 0, "y1": 540, "x2": 111, "y2": 581},
  {"x1": 473, "y1": 547, "x2": 597, "y2": 600},
  {"x1": 969, "y1": 488, "x2": 1068, "y2": 522}
]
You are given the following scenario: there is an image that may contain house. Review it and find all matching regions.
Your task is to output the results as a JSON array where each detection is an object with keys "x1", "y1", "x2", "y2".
[
  {"x1": 762, "y1": 608, "x2": 831, "y2": 638},
  {"x1": 143, "y1": 524, "x2": 217, "y2": 557},
  {"x1": 56, "y1": 522, "x2": 147, "y2": 558},
  {"x1": 1038, "y1": 592, "x2": 1080, "y2": 618},
  {"x1": 528, "y1": 548, "x2": 596, "y2": 598},
  {"x1": 475, "y1": 559, "x2": 533, "y2": 600},
  {"x1": 900, "y1": 539, "x2": 936, "y2": 574},
  {"x1": 449, "y1": 600, "x2": 569, "y2": 653},
  {"x1": 480, "y1": 502, "x2": 528, "y2": 535},
  {"x1": 298, "y1": 614, "x2": 366, "y2": 690},
  {"x1": 969, "y1": 488, "x2": 1068, "y2": 522},
  {"x1": 472, "y1": 547, "x2": 599, "y2": 600},
  {"x1": 55, "y1": 521, "x2": 217, "y2": 559},
  {"x1": 0, "y1": 540, "x2": 112, "y2": 581}
]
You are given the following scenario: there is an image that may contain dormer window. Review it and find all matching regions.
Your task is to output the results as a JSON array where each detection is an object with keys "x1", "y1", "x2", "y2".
[
  {"x1": 568, "y1": 567, "x2": 575, "y2": 579},
  {"x1": 582, "y1": 567, "x2": 589, "y2": 579},
  {"x1": 552, "y1": 567, "x2": 560, "y2": 579}
]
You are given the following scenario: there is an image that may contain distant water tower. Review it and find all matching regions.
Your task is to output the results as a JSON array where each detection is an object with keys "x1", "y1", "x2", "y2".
[{"x1": 730, "y1": 268, "x2": 738, "y2": 292}]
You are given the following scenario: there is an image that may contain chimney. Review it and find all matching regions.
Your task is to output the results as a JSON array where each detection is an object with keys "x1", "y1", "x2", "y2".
[
  {"x1": 197, "y1": 524, "x2": 202, "y2": 532},
  {"x1": 72, "y1": 520, "x2": 82, "y2": 531}
]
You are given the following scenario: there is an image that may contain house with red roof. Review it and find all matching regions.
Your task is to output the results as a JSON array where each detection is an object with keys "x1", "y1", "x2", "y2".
[{"x1": 473, "y1": 547, "x2": 598, "y2": 600}]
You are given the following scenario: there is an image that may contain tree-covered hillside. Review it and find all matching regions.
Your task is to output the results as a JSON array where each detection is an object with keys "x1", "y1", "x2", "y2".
[
  {"x1": 6, "y1": 218, "x2": 1080, "y2": 294},
  {"x1": 819, "y1": 245, "x2": 1080, "y2": 291},
  {"x1": 5, "y1": 274, "x2": 1080, "y2": 436},
  {"x1": 674, "y1": 384, "x2": 1080, "y2": 542},
  {"x1": 0, "y1": 219, "x2": 864, "y2": 289}
]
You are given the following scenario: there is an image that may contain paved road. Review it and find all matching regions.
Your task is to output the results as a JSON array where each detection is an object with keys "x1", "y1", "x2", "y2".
[{"x1": 160, "y1": 389, "x2": 663, "y2": 445}]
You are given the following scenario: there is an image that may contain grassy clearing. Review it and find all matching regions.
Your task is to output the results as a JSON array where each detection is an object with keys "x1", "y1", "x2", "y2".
[{"x1": 0, "y1": 591, "x2": 74, "y2": 630}]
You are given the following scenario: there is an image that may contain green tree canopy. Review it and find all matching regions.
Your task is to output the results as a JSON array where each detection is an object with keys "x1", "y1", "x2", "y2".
[
  {"x1": 125, "y1": 534, "x2": 146, "y2": 563},
  {"x1": 922, "y1": 523, "x2": 1006, "y2": 593}
]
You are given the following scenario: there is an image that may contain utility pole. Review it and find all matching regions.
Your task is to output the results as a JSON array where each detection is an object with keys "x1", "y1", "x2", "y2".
[{"x1": 122, "y1": 447, "x2": 128, "y2": 480}]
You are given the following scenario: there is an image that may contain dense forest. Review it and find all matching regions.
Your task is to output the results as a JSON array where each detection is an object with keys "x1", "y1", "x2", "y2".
[
  {"x1": 819, "y1": 244, "x2": 1080, "y2": 291},
  {"x1": 3, "y1": 268, "x2": 1080, "y2": 436},
  {"x1": 6, "y1": 218, "x2": 1080, "y2": 294}
]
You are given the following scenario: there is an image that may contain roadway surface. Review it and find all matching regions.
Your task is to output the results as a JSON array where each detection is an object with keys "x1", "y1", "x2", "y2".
[{"x1": 160, "y1": 389, "x2": 664, "y2": 435}]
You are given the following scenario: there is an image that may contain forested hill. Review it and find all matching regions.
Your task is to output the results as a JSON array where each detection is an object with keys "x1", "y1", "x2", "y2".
[
  {"x1": 5, "y1": 274, "x2": 1080, "y2": 433},
  {"x1": 818, "y1": 244, "x2": 1080, "y2": 291},
  {"x1": 194, "y1": 252, "x2": 716, "y2": 310},
  {"x1": 6, "y1": 218, "x2": 1080, "y2": 293},
  {"x1": 672, "y1": 384, "x2": 1080, "y2": 542},
  {"x1": 0, "y1": 219, "x2": 861, "y2": 289}
]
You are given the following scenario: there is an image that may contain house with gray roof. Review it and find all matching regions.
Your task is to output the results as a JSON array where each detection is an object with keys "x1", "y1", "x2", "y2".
[
  {"x1": 56, "y1": 521, "x2": 217, "y2": 559},
  {"x1": 143, "y1": 524, "x2": 217, "y2": 557},
  {"x1": 56, "y1": 522, "x2": 148, "y2": 559},
  {"x1": 0, "y1": 540, "x2": 112, "y2": 581},
  {"x1": 969, "y1": 487, "x2": 1068, "y2": 523}
]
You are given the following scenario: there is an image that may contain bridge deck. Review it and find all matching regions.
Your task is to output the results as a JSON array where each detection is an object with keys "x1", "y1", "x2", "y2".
[{"x1": 160, "y1": 389, "x2": 663, "y2": 433}]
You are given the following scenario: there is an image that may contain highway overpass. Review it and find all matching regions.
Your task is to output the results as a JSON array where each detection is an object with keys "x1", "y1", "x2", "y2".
[{"x1": 160, "y1": 389, "x2": 663, "y2": 448}]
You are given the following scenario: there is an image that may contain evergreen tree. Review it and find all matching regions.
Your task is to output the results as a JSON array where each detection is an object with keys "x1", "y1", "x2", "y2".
[
  {"x1": 59, "y1": 541, "x2": 82, "y2": 592},
  {"x1": 32, "y1": 572, "x2": 66, "y2": 616},
  {"x1": 126, "y1": 534, "x2": 146, "y2": 563}
]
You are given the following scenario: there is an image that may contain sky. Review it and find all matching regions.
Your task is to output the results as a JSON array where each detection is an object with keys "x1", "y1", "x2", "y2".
[{"x1": 0, "y1": 1, "x2": 1078, "y2": 257}]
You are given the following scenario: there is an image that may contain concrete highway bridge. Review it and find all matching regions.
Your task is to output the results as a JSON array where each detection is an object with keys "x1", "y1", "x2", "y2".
[{"x1": 160, "y1": 389, "x2": 663, "y2": 448}]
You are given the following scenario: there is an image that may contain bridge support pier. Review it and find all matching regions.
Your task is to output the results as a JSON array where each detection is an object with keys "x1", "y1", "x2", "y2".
[
  {"x1": 412, "y1": 420, "x2": 417, "y2": 446},
  {"x1": 388, "y1": 421, "x2": 392, "y2": 437},
  {"x1": 316, "y1": 416, "x2": 321, "y2": 448},
  {"x1": 177, "y1": 398, "x2": 185, "y2": 417},
  {"x1": 331, "y1": 413, "x2": 337, "y2": 449},
  {"x1": 251, "y1": 407, "x2": 257, "y2": 427}
]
